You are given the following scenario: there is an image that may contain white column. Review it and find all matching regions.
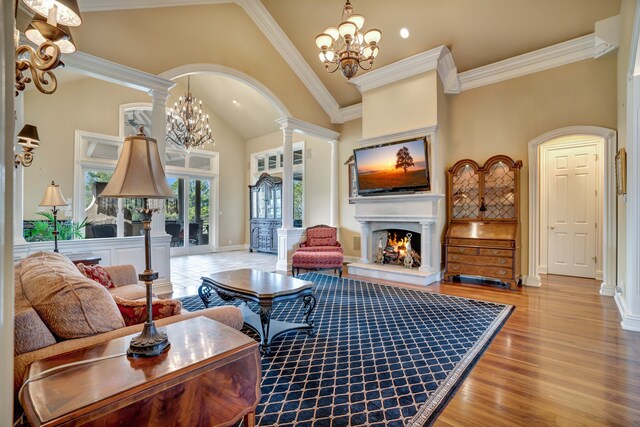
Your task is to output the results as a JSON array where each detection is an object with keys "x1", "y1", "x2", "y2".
[
  {"x1": 14, "y1": 94, "x2": 26, "y2": 243},
  {"x1": 359, "y1": 221, "x2": 370, "y2": 263},
  {"x1": 328, "y1": 139, "x2": 339, "y2": 228},
  {"x1": 149, "y1": 89, "x2": 169, "y2": 237},
  {"x1": 281, "y1": 125, "x2": 294, "y2": 229},
  {"x1": 419, "y1": 220, "x2": 437, "y2": 273}
]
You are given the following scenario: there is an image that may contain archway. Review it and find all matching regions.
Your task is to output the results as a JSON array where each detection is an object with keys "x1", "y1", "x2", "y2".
[{"x1": 527, "y1": 126, "x2": 616, "y2": 296}]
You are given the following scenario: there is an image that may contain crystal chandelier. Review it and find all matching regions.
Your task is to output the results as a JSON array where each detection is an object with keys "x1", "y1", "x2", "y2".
[
  {"x1": 315, "y1": 0, "x2": 382, "y2": 80},
  {"x1": 166, "y1": 76, "x2": 214, "y2": 150}
]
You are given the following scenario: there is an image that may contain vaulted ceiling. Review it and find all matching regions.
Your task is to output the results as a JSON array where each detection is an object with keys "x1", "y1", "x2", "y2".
[{"x1": 24, "y1": 0, "x2": 622, "y2": 138}]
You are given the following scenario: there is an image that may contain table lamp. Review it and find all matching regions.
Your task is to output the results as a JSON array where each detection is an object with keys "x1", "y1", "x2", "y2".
[
  {"x1": 100, "y1": 126, "x2": 175, "y2": 357},
  {"x1": 39, "y1": 181, "x2": 68, "y2": 253}
]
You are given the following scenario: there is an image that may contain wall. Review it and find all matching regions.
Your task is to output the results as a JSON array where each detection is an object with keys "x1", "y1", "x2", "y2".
[
  {"x1": 24, "y1": 76, "x2": 248, "y2": 249},
  {"x1": 74, "y1": 4, "x2": 334, "y2": 130},
  {"x1": 361, "y1": 71, "x2": 438, "y2": 139},
  {"x1": 447, "y1": 55, "x2": 618, "y2": 275}
]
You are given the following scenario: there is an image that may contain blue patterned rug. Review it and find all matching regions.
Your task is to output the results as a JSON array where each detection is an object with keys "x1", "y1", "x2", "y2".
[{"x1": 179, "y1": 272, "x2": 513, "y2": 426}]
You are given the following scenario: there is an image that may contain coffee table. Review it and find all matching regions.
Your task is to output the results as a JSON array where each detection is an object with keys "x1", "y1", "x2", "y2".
[{"x1": 199, "y1": 269, "x2": 316, "y2": 355}]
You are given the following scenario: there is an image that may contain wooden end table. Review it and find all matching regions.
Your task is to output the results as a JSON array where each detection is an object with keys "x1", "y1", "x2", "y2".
[
  {"x1": 21, "y1": 317, "x2": 261, "y2": 427},
  {"x1": 65, "y1": 253, "x2": 102, "y2": 266},
  {"x1": 199, "y1": 269, "x2": 317, "y2": 355}
]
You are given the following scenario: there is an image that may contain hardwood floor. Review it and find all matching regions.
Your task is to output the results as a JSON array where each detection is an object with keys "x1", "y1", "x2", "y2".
[{"x1": 170, "y1": 252, "x2": 640, "y2": 426}]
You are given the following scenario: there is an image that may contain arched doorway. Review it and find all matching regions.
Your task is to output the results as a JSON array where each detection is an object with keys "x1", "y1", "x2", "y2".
[{"x1": 527, "y1": 126, "x2": 616, "y2": 295}]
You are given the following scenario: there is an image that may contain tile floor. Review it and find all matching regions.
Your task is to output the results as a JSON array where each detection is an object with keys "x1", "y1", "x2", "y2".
[{"x1": 169, "y1": 250, "x2": 279, "y2": 298}]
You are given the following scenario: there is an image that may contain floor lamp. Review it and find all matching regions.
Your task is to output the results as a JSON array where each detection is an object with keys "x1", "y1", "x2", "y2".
[
  {"x1": 39, "y1": 181, "x2": 68, "y2": 253},
  {"x1": 100, "y1": 126, "x2": 175, "y2": 357}
]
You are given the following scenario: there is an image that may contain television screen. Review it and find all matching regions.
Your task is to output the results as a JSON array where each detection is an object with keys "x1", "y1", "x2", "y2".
[{"x1": 354, "y1": 137, "x2": 430, "y2": 195}]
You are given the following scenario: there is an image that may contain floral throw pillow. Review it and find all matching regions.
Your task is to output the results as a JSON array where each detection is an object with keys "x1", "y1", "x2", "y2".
[
  {"x1": 112, "y1": 295, "x2": 182, "y2": 326},
  {"x1": 76, "y1": 263, "x2": 116, "y2": 290}
]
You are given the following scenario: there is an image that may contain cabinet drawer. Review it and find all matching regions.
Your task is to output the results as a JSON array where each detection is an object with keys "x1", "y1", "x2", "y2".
[
  {"x1": 447, "y1": 263, "x2": 513, "y2": 279},
  {"x1": 448, "y1": 238, "x2": 514, "y2": 248},
  {"x1": 479, "y1": 248, "x2": 513, "y2": 257},
  {"x1": 447, "y1": 246, "x2": 479, "y2": 255},
  {"x1": 448, "y1": 254, "x2": 512, "y2": 267}
]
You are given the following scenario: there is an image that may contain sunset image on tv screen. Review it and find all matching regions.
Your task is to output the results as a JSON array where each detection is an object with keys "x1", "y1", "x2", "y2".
[{"x1": 356, "y1": 139, "x2": 429, "y2": 192}]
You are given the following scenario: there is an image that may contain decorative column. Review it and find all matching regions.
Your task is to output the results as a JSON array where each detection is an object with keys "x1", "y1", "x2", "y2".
[
  {"x1": 281, "y1": 125, "x2": 294, "y2": 229},
  {"x1": 359, "y1": 221, "x2": 370, "y2": 263},
  {"x1": 149, "y1": 89, "x2": 169, "y2": 237},
  {"x1": 14, "y1": 94, "x2": 26, "y2": 243},
  {"x1": 328, "y1": 140, "x2": 339, "y2": 229},
  {"x1": 419, "y1": 220, "x2": 437, "y2": 273}
]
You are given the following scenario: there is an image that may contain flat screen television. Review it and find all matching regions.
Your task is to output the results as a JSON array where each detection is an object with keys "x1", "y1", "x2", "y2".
[{"x1": 354, "y1": 137, "x2": 430, "y2": 195}]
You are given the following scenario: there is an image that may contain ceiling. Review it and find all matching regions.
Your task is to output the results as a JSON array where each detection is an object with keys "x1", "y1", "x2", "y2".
[
  {"x1": 262, "y1": 0, "x2": 621, "y2": 106},
  {"x1": 172, "y1": 74, "x2": 282, "y2": 141},
  {"x1": 21, "y1": 0, "x2": 622, "y2": 138}
]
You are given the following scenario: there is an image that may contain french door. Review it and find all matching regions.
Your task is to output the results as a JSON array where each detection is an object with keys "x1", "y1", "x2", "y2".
[{"x1": 166, "y1": 175, "x2": 212, "y2": 255}]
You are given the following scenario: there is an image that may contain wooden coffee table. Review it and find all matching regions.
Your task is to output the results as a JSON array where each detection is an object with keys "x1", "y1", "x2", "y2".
[{"x1": 200, "y1": 269, "x2": 316, "y2": 355}]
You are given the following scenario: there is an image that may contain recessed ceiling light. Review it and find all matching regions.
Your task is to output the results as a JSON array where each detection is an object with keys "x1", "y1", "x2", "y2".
[
  {"x1": 400, "y1": 28, "x2": 410, "y2": 39},
  {"x1": 232, "y1": 99, "x2": 238, "y2": 105}
]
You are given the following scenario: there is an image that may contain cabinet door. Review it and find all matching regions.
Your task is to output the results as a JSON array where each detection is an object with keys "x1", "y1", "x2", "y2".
[
  {"x1": 275, "y1": 187, "x2": 282, "y2": 219},
  {"x1": 258, "y1": 187, "x2": 266, "y2": 218},
  {"x1": 450, "y1": 162, "x2": 481, "y2": 220},
  {"x1": 483, "y1": 159, "x2": 516, "y2": 219}
]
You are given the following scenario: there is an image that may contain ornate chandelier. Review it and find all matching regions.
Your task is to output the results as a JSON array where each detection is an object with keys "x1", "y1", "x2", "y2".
[
  {"x1": 315, "y1": 0, "x2": 382, "y2": 80},
  {"x1": 166, "y1": 76, "x2": 214, "y2": 150}
]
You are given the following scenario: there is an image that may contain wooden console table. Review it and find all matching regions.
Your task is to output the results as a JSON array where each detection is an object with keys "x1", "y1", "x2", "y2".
[{"x1": 21, "y1": 317, "x2": 261, "y2": 426}]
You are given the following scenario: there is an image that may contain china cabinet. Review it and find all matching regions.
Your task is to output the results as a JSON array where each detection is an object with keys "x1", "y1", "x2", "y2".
[
  {"x1": 444, "y1": 155, "x2": 523, "y2": 289},
  {"x1": 249, "y1": 173, "x2": 282, "y2": 253}
]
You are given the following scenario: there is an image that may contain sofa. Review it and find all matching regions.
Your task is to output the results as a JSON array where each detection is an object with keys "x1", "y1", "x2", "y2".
[{"x1": 13, "y1": 251, "x2": 243, "y2": 400}]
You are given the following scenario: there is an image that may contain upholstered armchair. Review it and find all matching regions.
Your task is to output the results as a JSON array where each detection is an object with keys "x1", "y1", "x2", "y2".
[{"x1": 297, "y1": 224, "x2": 343, "y2": 253}]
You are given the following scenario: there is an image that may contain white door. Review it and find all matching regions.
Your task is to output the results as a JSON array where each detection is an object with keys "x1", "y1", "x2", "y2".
[{"x1": 547, "y1": 145, "x2": 598, "y2": 278}]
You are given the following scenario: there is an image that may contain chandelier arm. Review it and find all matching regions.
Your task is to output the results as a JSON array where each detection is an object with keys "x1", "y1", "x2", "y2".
[
  {"x1": 325, "y1": 62, "x2": 341, "y2": 74},
  {"x1": 358, "y1": 60, "x2": 374, "y2": 71},
  {"x1": 15, "y1": 41, "x2": 61, "y2": 95}
]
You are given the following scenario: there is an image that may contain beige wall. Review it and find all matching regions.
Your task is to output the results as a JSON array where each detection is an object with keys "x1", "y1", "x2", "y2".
[
  {"x1": 617, "y1": 0, "x2": 637, "y2": 295},
  {"x1": 24, "y1": 76, "x2": 147, "y2": 220},
  {"x1": 74, "y1": 4, "x2": 334, "y2": 131},
  {"x1": 24, "y1": 76, "x2": 247, "y2": 248},
  {"x1": 362, "y1": 71, "x2": 438, "y2": 139},
  {"x1": 447, "y1": 55, "x2": 618, "y2": 274}
]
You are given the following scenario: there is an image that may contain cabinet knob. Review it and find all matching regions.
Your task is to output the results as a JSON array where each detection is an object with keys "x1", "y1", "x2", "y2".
[
  {"x1": 459, "y1": 248, "x2": 466, "y2": 252},
  {"x1": 498, "y1": 269, "x2": 506, "y2": 275},
  {"x1": 499, "y1": 259, "x2": 506, "y2": 264},
  {"x1": 451, "y1": 265, "x2": 458, "y2": 270},
  {"x1": 491, "y1": 250, "x2": 499, "y2": 255},
  {"x1": 451, "y1": 255, "x2": 459, "y2": 260}
]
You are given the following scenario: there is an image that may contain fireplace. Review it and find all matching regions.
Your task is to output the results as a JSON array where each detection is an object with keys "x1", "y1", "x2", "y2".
[{"x1": 372, "y1": 229, "x2": 422, "y2": 268}]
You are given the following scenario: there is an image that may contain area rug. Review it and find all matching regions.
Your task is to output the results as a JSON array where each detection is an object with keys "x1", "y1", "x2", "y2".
[{"x1": 179, "y1": 272, "x2": 513, "y2": 426}]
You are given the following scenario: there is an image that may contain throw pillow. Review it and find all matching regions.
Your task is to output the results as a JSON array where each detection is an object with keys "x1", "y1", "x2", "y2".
[
  {"x1": 76, "y1": 263, "x2": 116, "y2": 290},
  {"x1": 20, "y1": 251, "x2": 125, "y2": 340},
  {"x1": 112, "y1": 295, "x2": 182, "y2": 326}
]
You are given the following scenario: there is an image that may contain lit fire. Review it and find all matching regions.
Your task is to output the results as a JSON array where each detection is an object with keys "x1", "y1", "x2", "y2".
[{"x1": 387, "y1": 232, "x2": 410, "y2": 257}]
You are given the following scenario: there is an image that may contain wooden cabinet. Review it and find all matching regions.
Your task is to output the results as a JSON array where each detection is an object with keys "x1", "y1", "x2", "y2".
[
  {"x1": 444, "y1": 155, "x2": 523, "y2": 290},
  {"x1": 249, "y1": 173, "x2": 282, "y2": 254}
]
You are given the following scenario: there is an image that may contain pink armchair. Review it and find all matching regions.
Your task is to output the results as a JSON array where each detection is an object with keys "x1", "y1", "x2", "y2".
[{"x1": 297, "y1": 224, "x2": 343, "y2": 253}]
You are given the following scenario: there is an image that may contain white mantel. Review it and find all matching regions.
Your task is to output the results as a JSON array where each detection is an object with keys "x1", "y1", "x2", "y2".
[{"x1": 348, "y1": 192, "x2": 444, "y2": 286}]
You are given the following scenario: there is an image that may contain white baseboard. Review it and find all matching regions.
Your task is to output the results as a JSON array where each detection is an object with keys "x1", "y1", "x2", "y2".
[
  {"x1": 153, "y1": 278, "x2": 173, "y2": 295},
  {"x1": 343, "y1": 255, "x2": 360, "y2": 264},
  {"x1": 525, "y1": 275, "x2": 542, "y2": 287},
  {"x1": 614, "y1": 293, "x2": 640, "y2": 331},
  {"x1": 599, "y1": 282, "x2": 616, "y2": 296}
]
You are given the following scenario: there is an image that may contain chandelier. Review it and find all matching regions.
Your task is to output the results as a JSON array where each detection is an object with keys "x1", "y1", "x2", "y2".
[
  {"x1": 315, "y1": 0, "x2": 382, "y2": 80},
  {"x1": 166, "y1": 76, "x2": 214, "y2": 150},
  {"x1": 15, "y1": 0, "x2": 82, "y2": 95}
]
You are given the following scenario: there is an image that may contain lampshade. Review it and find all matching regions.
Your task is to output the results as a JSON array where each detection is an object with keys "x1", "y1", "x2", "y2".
[
  {"x1": 39, "y1": 181, "x2": 68, "y2": 207},
  {"x1": 17, "y1": 124, "x2": 40, "y2": 148},
  {"x1": 23, "y1": 0, "x2": 82, "y2": 27},
  {"x1": 100, "y1": 129, "x2": 175, "y2": 199},
  {"x1": 347, "y1": 14, "x2": 365, "y2": 30},
  {"x1": 26, "y1": 14, "x2": 76, "y2": 53},
  {"x1": 338, "y1": 21, "x2": 357, "y2": 38},
  {"x1": 315, "y1": 33, "x2": 333, "y2": 49},
  {"x1": 324, "y1": 27, "x2": 339, "y2": 41},
  {"x1": 364, "y1": 28, "x2": 382, "y2": 44}
]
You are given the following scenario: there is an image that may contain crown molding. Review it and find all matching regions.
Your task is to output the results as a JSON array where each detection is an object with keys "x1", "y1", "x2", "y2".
[
  {"x1": 459, "y1": 34, "x2": 596, "y2": 92},
  {"x1": 276, "y1": 117, "x2": 340, "y2": 141},
  {"x1": 78, "y1": 0, "x2": 343, "y2": 123},
  {"x1": 63, "y1": 50, "x2": 175, "y2": 94},
  {"x1": 349, "y1": 45, "x2": 460, "y2": 94},
  {"x1": 357, "y1": 125, "x2": 438, "y2": 147},
  {"x1": 338, "y1": 103, "x2": 363, "y2": 122}
]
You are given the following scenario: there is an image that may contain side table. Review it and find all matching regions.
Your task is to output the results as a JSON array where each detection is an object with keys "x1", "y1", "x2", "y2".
[
  {"x1": 21, "y1": 317, "x2": 261, "y2": 426},
  {"x1": 65, "y1": 252, "x2": 102, "y2": 266}
]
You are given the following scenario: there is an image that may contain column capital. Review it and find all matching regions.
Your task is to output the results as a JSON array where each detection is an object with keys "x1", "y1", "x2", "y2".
[
  {"x1": 280, "y1": 125, "x2": 294, "y2": 138},
  {"x1": 148, "y1": 88, "x2": 169, "y2": 102},
  {"x1": 328, "y1": 139, "x2": 339, "y2": 146}
]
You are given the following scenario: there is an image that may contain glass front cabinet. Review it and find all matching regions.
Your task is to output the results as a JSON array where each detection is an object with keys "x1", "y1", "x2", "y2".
[
  {"x1": 249, "y1": 173, "x2": 282, "y2": 253},
  {"x1": 444, "y1": 155, "x2": 523, "y2": 290}
]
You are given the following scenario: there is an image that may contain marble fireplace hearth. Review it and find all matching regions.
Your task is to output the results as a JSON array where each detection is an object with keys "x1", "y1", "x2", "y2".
[{"x1": 347, "y1": 193, "x2": 444, "y2": 286}]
